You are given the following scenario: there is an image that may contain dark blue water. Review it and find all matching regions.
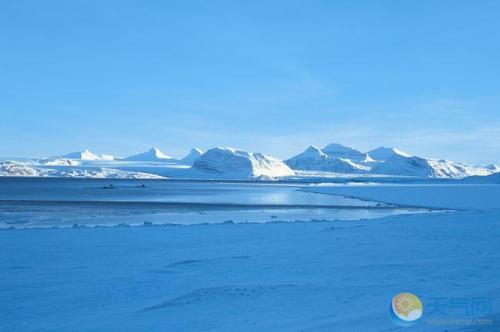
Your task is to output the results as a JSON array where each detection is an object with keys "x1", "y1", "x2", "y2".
[{"x1": 0, "y1": 178, "x2": 426, "y2": 228}]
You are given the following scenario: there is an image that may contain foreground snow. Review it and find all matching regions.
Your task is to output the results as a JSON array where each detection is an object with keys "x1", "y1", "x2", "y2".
[
  {"x1": 303, "y1": 183, "x2": 500, "y2": 209},
  {"x1": 1, "y1": 184, "x2": 499, "y2": 331}
]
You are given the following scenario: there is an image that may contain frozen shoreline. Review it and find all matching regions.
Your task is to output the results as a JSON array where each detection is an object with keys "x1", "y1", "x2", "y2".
[{"x1": 0, "y1": 178, "x2": 435, "y2": 229}]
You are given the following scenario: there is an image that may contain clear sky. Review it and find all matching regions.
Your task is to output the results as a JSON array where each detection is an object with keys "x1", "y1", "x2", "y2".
[{"x1": 1, "y1": 0, "x2": 500, "y2": 163}]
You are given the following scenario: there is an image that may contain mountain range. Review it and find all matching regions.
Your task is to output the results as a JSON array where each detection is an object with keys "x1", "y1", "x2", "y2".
[
  {"x1": 0, "y1": 143, "x2": 498, "y2": 179},
  {"x1": 285, "y1": 144, "x2": 494, "y2": 178}
]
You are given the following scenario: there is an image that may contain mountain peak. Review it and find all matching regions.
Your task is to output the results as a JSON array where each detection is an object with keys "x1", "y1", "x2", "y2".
[
  {"x1": 181, "y1": 147, "x2": 204, "y2": 165},
  {"x1": 323, "y1": 142, "x2": 349, "y2": 150},
  {"x1": 124, "y1": 147, "x2": 172, "y2": 161},
  {"x1": 305, "y1": 145, "x2": 322, "y2": 152},
  {"x1": 190, "y1": 147, "x2": 203, "y2": 154},
  {"x1": 148, "y1": 147, "x2": 165, "y2": 154},
  {"x1": 322, "y1": 142, "x2": 366, "y2": 160},
  {"x1": 63, "y1": 149, "x2": 99, "y2": 161},
  {"x1": 368, "y1": 146, "x2": 410, "y2": 161}
]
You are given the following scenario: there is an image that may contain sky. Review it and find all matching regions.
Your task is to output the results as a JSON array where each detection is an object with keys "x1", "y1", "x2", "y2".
[{"x1": 1, "y1": 0, "x2": 500, "y2": 164}]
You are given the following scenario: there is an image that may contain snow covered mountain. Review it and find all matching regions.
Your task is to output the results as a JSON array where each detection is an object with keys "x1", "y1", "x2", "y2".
[
  {"x1": 63, "y1": 149, "x2": 100, "y2": 161},
  {"x1": 124, "y1": 148, "x2": 172, "y2": 162},
  {"x1": 0, "y1": 161, "x2": 164, "y2": 179},
  {"x1": 285, "y1": 145, "x2": 327, "y2": 169},
  {"x1": 286, "y1": 143, "x2": 496, "y2": 178},
  {"x1": 370, "y1": 154, "x2": 494, "y2": 178},
  {"x1": 367, "y1": 146, "x2": 410, "y2": 161},
  {"x1": 285, "y1": 146, "x2": 369, "y2": 173},
  {"x1": 180, "y1": 148, "x2": 203, "y2": 165},
  {"x1": 193, "y1": 147, "x2": 294, "y2": 179},
  {"x1": 322, "y1": 143, "x2": 368, "y2": 161},
  {"x1": 2, "y1": 143, "x2": 497, "y2": 179}
]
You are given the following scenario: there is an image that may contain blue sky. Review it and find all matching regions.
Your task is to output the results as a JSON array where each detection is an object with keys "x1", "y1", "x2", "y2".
[{"x1": 1, "y1": 0, "x2": 500, "y2": 163}]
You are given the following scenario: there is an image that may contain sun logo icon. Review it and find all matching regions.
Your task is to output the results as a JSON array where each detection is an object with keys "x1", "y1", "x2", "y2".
[{"x1": 390, "y1": 292, "x2": 423, "y2": 326}]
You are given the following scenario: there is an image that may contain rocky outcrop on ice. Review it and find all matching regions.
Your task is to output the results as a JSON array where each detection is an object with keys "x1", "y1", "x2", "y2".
[
  {"x1": 124, "y1": 147, "x2": 172, "y2": 162},
  {"x1": 0, "y1": 161, "x2": 44, "y2": 176},
  {"x1": 285, "y1": 146, "x2": 369, "y2": 173},
  {"x1": 181, "y1": 148, "x2": 203, "y2": 165},
  {"x1": 367, "y1": 146, "x2": 410, "y2": 161},
  {"x1": 63, "y1": 149, "x2": 100, "y2": 161},
  {"x1": 47, "y1": 167, "x2": 165, "y2": 179},
  {"x1": 193, "y1": 147, "x2": 294, "y2": 179}
]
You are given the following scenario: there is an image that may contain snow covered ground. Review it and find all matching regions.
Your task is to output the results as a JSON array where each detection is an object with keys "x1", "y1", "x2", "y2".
[
  {"x1": 302, "y1": 183, "x2": 500, "y2": 209},
  {"x1": 1, "y1": 180, "x2": 499, "y2": 331}
]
